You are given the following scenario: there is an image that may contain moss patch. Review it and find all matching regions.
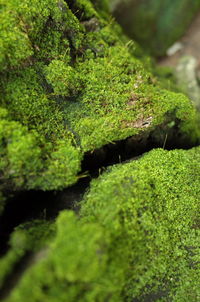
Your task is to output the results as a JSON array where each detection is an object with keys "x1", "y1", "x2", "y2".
[
  {"x1": 81, "y1": 147, "x2": 200, "y2": 300},
  {"x1": 2, "y1": 147, "x2": 200, "y2": 301},
  {"x1": 0, "y1": 0, "x2": 200, "y2": 196}
]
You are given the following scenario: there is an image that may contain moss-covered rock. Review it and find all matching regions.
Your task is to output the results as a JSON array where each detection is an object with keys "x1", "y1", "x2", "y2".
[
  {"x1": 81, "y1": 147, "x2": 200, "y2": 300},
  {"x1": 2, "y1": 147, "x2": 200, "y2": 301},
  {"x1": 0, "y1": 0, "x2": 199, "y2": 199},
  {"x1": 111, "y1": 0, "x2": 200, "y2": 56}
]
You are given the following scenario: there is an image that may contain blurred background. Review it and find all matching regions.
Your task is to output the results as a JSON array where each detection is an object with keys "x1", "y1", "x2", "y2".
[{"x1": 110, "y1": 0, "x2": 200, "y2": 109}]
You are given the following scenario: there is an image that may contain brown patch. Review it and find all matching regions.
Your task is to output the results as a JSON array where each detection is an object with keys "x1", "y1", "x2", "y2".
[
  {"x1": 127, "y1": 92, "x2": 139, "y2": 109},
  {"x1": 126, "y1": 116, "x2": 153, "y2": 128}
]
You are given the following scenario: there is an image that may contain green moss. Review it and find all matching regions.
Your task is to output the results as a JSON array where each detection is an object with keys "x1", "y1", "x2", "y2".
[
  {"x1": 0, "y1": 111, "x2": 82, "y2": 190},
  {"x1": 0, "y1": 219, "x2": 54, "y2": 289},
  {"x1": 6, "y1": 211, "x2": 125, "y2": 302},
  {"x1": 0, "y1": 0, "x2": 200, "y2": 194},
  {"x1": 65, "y1": 46, "x2": 200, "y2": 151},
  {"x1": 3, "y1": 147, "x2": 200, "y2": 301},
  {"x1": 44, "y1": 60, "x2": 78, "y2": 97},
  {"x1": 81, "y1": 147, "x2": 200, "y2": 300},
  {"x1": 0, "y1": 1, "x2": 33, "y2": 70}
]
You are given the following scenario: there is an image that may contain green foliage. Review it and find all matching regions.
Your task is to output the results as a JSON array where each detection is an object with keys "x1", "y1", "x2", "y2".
[{"x1": 81, "y1": 147, "x2": 200, "y2": 300}]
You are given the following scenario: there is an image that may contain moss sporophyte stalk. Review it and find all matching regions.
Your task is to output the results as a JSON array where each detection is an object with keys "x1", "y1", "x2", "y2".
[{"x1": 0, "y1": 0, "x2": 200, "y2": 301}]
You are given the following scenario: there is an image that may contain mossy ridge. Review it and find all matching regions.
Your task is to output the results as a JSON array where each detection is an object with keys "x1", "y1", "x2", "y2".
[
  {"x1": 81, "y1": 147, "x2": 200, "y2": 300},
  {"x1": 64, "y1": 45, "x2": 200, "y2": 151},
  {"x1": 0, "y1": 0, "x2": 124, "y2": 193},
  {"x1": 3, "y1": 147, "x2": 200, "y2": 301}
]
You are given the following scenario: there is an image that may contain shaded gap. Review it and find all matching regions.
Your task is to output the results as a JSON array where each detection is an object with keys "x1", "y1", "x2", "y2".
[
  {"x1": 81, "y1": 119, "x2": 199, "y2": 173},
  {"x1": 0, "y1": 178, "x2": 89, "y2": 257}
]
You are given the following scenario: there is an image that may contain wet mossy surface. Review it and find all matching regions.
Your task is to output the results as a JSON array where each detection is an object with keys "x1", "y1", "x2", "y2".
[{"x1": 0, "y1": 0, "x2": 200, "y2": 301}]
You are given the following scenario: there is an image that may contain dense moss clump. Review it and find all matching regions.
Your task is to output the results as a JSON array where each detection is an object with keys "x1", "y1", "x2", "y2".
[
  {"x1": 2, "y1": 147, "x2": 200, "y2": 301},
  {"x1": 0, "y1": 0, "x2": 200, "y2": 205},
  {"x1": 1, "y1": 1, "x2": 200, "y2": 301}
]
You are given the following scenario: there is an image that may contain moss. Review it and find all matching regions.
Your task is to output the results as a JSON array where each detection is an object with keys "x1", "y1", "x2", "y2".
[
  {"x1": 44, "y1": 59, "x2": 78, "y2": 97},
  {"x1": 3, "y1": 147, "x2": 200, "y2": 301},
  {"x1": 81, "y1": 147, "x2": 200, "y2": 300},
  {"x1": 0, "y1": 219, "x2": 54, "y2": 290},
  {"x1": 5, "y1": 211, "x2": 125, "y2": 302},
  {"x1": 0, "y1": 1, "x2": 33, "y2": 70},
  {"x1": 0, "y1": 110, "x2": 82, "y2": 190},
  {"x1": 0, "y1": 0, "x2": 200, "y2": 195}
]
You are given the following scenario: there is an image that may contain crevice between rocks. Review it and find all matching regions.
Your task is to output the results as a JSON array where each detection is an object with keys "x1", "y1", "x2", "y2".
[{"x1": 1, "y1": 119, "x2": 199, "y2": 256}]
